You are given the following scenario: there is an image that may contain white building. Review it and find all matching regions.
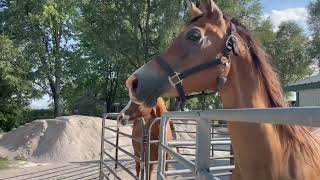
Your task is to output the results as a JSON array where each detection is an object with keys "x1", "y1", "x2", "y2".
[{"x1": 286, "y1": 75, "x2": 320, "y2": 107}]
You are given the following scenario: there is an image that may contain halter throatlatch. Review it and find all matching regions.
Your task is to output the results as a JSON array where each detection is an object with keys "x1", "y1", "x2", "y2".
[{"x1": 156, "y1": 22, "x2": 239, "y2": 111}]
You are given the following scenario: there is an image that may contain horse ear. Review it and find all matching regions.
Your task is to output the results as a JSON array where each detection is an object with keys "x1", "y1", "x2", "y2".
[
  {"x1": 186, "y1": 0, "x2": 202, "y2": 17},
  {"x1": 152, "y1": 98, "x2": 167, "y2": 118},
  {"x1": 200, "y1": 0, "x2": 223, "y2": 19}
]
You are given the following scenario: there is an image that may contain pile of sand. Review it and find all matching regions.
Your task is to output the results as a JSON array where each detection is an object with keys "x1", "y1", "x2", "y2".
[
  {"x1": 0, "y1": 115, "x2": 229, "y2": 165},
  {"x1": 0, "y1": 115, "x2": 132, "y2": 163}
]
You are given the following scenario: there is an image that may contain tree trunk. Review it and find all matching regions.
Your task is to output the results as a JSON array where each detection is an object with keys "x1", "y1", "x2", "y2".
[
  {"x1": 53, "y1": 77, "x2": 61, "y2": 117},
  {"x1": 105, "y1": 100, "x2": 113, "y2": 113},
  {"x1": 53, "y1": 26, "x2": 62, "y2": 117},
  {"x1": 144, "y1": 0, "x2": 151, "y2": 62},
  {"x1": 53, "y1": 92, "x2": 60, "y2": 117},
  {"x1": 169, "y1": 98, "x2": 176, "y2": 111}
]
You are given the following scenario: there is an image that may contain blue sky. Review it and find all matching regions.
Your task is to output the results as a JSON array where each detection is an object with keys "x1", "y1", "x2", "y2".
[
  {"x1": 261, "y1": 0, "x2": 311, "y2": 30},
  {"x1": 30, "y1": 0, "x2": 313, "y2": 109},
  {"x1": 261, "y1": 0, "x2": 311, "y2": 12}
]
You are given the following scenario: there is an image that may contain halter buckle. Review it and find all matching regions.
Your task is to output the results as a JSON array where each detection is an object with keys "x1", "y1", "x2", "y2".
[{"x1": 168, "y1": 72, "x2": 183, "y2": 87}]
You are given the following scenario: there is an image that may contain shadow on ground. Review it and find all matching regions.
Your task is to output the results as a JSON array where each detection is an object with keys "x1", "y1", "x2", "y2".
[{"x1": 0, "y1": 160, "x2": 102, "y2": 180}]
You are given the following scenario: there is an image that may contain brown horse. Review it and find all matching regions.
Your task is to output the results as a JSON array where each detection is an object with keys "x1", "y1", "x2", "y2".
[
  {"x1": 125, "y1": 0, "x2": 320, "y2": 179},
  {"x1": 117, "y1": 97, "x2": 173, "y2": 179}
]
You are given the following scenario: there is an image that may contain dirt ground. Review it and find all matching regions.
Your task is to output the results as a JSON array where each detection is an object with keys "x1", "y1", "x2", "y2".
[{"x1": 0, "y1": 161, "x2": 100, "y2": 180}]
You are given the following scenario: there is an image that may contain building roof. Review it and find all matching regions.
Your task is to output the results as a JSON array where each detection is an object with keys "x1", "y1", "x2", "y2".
[{"x1": 285, "y1": 75, "x2": 320, "y2": 92}]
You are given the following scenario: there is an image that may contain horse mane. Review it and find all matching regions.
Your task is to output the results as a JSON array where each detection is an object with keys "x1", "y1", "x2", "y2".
[{"x1": 223, "y1": 15, "x2": 320, "y2": 172}]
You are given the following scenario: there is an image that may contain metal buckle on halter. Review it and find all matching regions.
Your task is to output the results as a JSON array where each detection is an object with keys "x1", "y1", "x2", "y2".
[
  {"x1": 168, "y1": 72, "x2": 183, "y2": 87},
  {"x1": 225, "y1": 34, "x2": 238, "y2": 51},
  {"x1": 220, "y1": 56, "x2": 231, "y2": 66}
]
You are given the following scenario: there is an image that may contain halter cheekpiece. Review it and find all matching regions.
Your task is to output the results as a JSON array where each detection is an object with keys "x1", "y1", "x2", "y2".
[{"x1": 156, "y1": 22, "x2": 240, "y2": 110}]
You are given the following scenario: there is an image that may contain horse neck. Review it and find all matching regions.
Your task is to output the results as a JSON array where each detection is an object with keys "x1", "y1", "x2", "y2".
[
  {"x1": 221, "y1": 52, "x2": 271, "y2": 108},
  {"x1": 220, "y1": 53, "x2": 284, "y2": 177}
]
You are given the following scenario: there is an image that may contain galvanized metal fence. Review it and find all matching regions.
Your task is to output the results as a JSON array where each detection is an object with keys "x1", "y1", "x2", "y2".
[
  {"x1": 157, "y1": 107, "x2": 320, "y2": 180},
  {"x1": 99, "y1": 113, "x2": 234, "y2": 180},
  {"x1": 99, "y1": 113, "x2": 152, "y2": 180}
]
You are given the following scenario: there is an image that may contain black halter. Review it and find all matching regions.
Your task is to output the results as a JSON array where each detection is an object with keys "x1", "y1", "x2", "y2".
[{"x1": 156, "y1": 22, "x2": 239, "y2": 110}]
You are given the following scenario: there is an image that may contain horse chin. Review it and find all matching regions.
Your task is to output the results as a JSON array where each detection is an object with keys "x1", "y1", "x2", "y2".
[
  {"x1": 128, "y1": 95, "x2": 144, "y2": 105},
  {"x1": 162, "y1": 89, "x2": 179, "y2": 98},
  {"x1": 130, "y1": 90, "x2": 162, "y2": 107}
]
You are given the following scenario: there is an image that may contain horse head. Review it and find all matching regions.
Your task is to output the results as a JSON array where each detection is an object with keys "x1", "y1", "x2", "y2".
[
  {"x1": 117, "y1": 97, "x2": 167, "y2": 125},
  {"x1": 126, "y1": 0, "x2": 234, "y2": 107}
]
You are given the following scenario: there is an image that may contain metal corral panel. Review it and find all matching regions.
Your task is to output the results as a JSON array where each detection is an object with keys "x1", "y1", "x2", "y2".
[{"x1": 299, "y1": 89, "x2": 320, "y2": 106}]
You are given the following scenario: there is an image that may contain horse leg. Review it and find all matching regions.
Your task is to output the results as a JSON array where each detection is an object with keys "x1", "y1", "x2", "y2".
[
  {"x1": 148, "y1": 164, "x2": 153, "y2": 180},
  {"x1": 135, "y1": 160, "x2": 140, "y2": 177}
]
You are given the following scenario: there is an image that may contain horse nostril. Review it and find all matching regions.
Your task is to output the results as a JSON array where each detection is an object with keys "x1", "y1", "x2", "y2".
[
  {"x1": 131, "y1": 77, "x2": 139, "y2": 93},
  {"x1": 127, "y1": 75, "x2": 140, "y2": 95}
]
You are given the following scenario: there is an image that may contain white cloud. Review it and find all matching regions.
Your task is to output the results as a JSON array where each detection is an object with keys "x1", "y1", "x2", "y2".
[{"x1": 265, "y1": 8, "x2": 308, "y2": 30}]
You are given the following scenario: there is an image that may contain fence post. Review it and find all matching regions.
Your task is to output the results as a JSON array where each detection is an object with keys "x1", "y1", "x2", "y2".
[
  {"x1": 211, "y1": 122, "x2": 215, "y2": 157},
  {"x1": 140, "y1": 118, "x2": 146, "y2": 180},
  {"x1": 196, "y1": 118, "x2": 211, "y2": 179},
  {"x1": 99, "y1": 114, "x2": 106, "y2": 180},
  {"x1": 114, "y1": 127, "x2": 119, "y2": 169},
  {"x1": 157, "y1": 117, "x2": 169, "y2": 180}
]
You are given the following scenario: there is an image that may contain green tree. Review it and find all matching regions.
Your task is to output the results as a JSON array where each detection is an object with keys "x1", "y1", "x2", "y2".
[
  {"x1": 0, "y1": 0, "x2": 81, "y2": 117},
  {"x1": 185, "y1": 94, "x2": 222, "y2": 110},
  {"x1": 255, "y1": 19, "x2": 276, "y2": 50},
  {"x1": 256, "y1": 21, "x2": 313, "y2": 86},
  {"x1": 272, "y1": 22, "x2": 312, "y2": 86},
  {"x1": 64, "y1": 0, "x2": 188, "y2": 113},
  {"x1": 308, "y1": 0, "x2": 320, "y2": 72},
  {"x1": 308, "y1": 0, "x2": 320, "y2": 35},
  {"x1": 217, "y1": 0, "x2": 262, "y2": 28},
  {"x1": 192, "y1": 0, "x2": 262, "y2": 28},
  {"x1": 69, "y1": 0, "x2": 263, "y2": 112},
  {"x1": 0, "y1": 36, "x2": 34, "y2": 131}
]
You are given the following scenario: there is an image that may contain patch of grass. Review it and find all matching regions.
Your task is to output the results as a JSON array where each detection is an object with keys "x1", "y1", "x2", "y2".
[{"x1": 0, "y1": 155, "x2": 11, "y2": 170}]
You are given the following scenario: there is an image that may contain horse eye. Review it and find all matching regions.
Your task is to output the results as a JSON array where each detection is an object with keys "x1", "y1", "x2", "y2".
[{"x1": 186, "y1": 30, "x2": 202, "y2": 42}]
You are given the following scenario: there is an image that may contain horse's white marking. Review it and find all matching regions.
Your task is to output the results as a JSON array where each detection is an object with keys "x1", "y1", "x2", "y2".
[
  {"x1": 201, "y1": 36, "x2": 212, "y2": 49},
  {"x1": 117, "y1": 101, "x2": 131, "y2": 126}
]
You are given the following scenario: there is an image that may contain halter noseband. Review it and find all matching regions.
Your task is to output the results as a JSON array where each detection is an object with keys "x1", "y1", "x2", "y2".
[{"x1": 156, "y1": 22, "x2": 239, "y2": 110}]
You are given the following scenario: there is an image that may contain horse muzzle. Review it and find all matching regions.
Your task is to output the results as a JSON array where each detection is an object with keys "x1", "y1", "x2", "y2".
[
  {"x1": 126, "y1": 63, "x2": 168, "y2": 107},
  {"x1": 117, "y1": 113, "x2": 130, "y2": 126}
]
